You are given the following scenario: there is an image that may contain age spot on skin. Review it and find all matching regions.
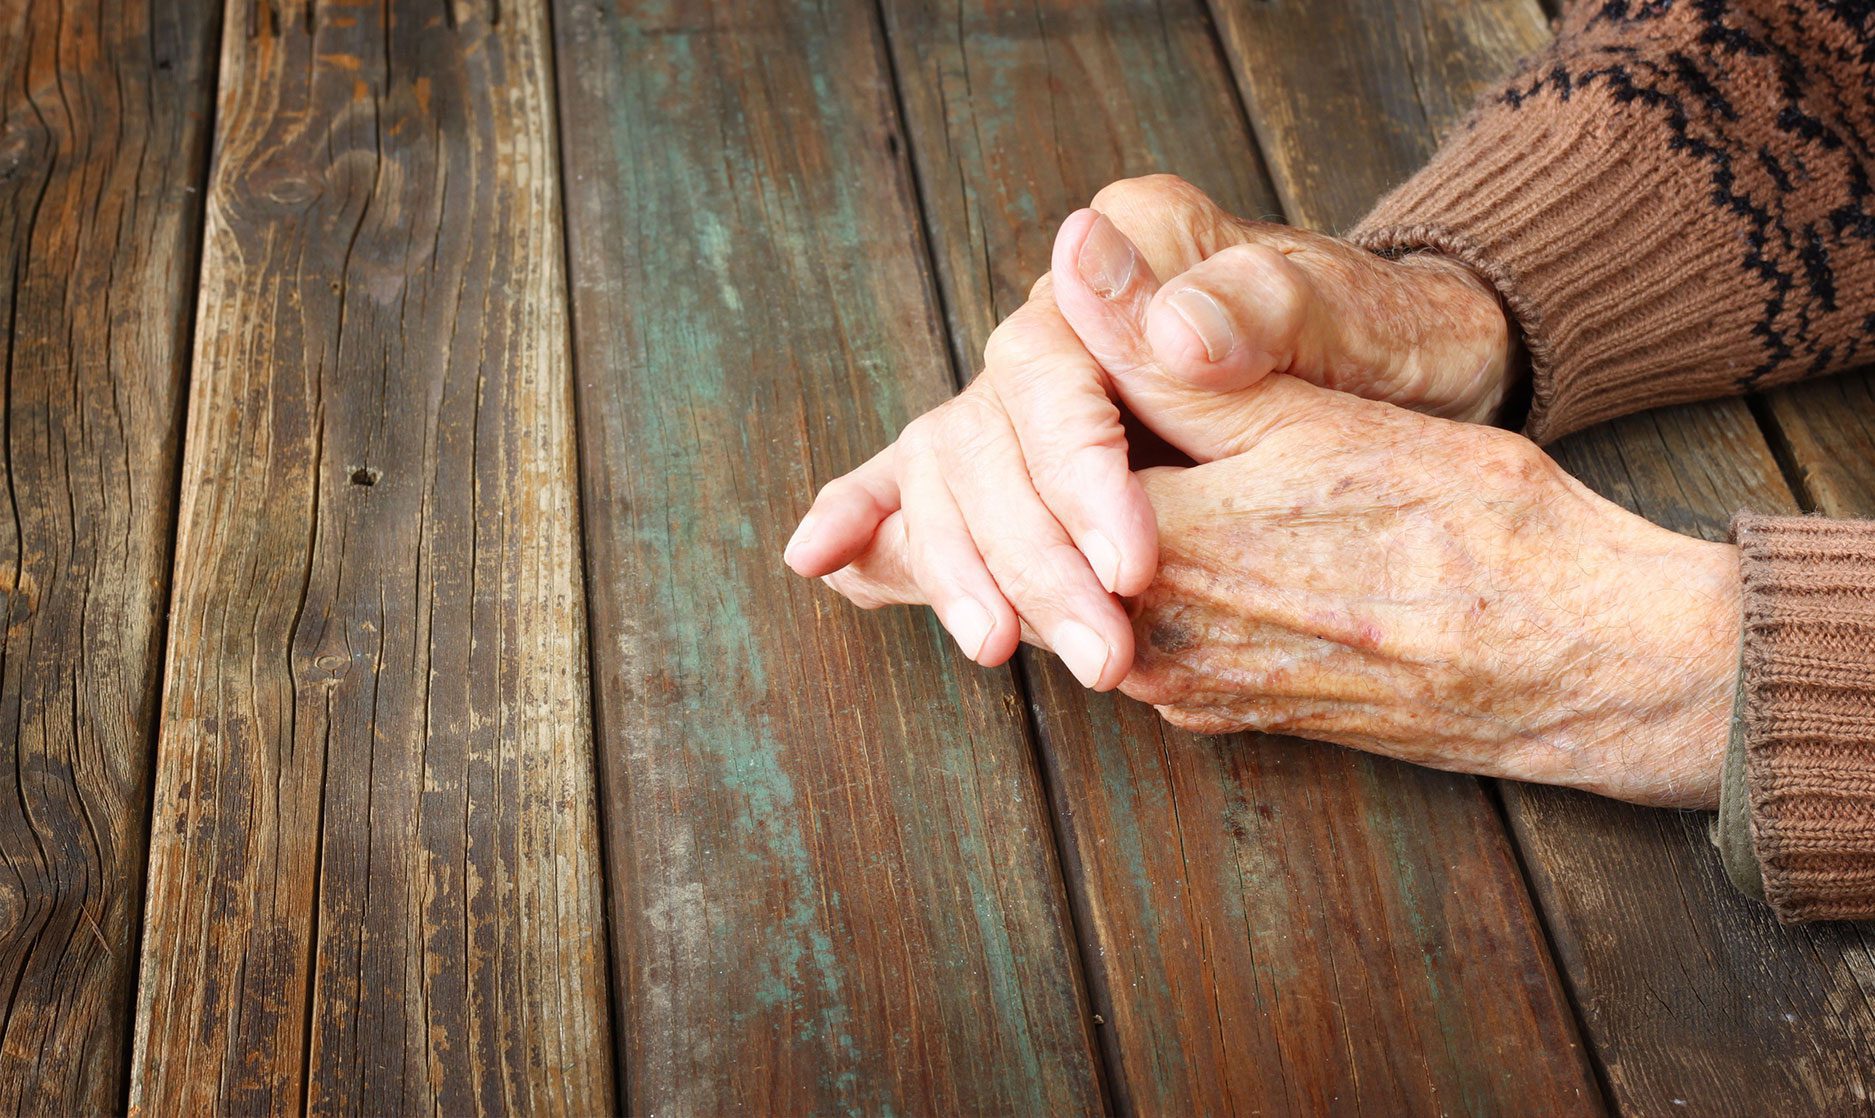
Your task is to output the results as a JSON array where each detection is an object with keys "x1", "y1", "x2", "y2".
[{"x1": 1149, "y1": 619, "x2": 1198, "y2": 653}]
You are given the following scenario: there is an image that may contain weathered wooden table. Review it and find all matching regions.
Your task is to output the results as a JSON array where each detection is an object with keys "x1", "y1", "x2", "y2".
[{"x1": 3, "y1": 0, "x2": 1872, "y2": 1113}]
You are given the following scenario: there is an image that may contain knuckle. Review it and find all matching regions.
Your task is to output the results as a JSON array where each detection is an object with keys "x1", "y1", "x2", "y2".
[
  {"x1": 1091, "y1": 173, "x2": 1192, "y2": 214},
  {"x1": 815, "y1": 473, "x2": 862, "y2": 509},
  {"x1": 983, "y1": 317, "x2": 1075, "y2": 390},
  {"x1": 1029, "y1": 438, "x2": 1124, "y2": 502},
  {"x1": 1119, "y1": 666, "x2": 1186, "y2": 708},
  {"x1": 897, "y1": 411, "x2": 947, "y2": 456},
  {"x1": 945, "y1": 387, "x2": 1005, "y2": 430},
  {"x1": 1158, "y1": 704, "x2": 1239, "y2": 736},
  {"x1": 936, "y1": 402, "x2": 1010, "y2": 466},
  {"x1": 987, "y1": 553, "x2": 1052, "y2": 606},
  {"x1": 823, "y1": 569, "x2": 885, "y2": 610},
  {"x1": 1092, "y1": 174, "x2": 1229, "y2": 253},
  {"x1": 809, "y1": 475, "x2": 840, "y2": 503},
  {"x1": 985, "y1": 537, "x2": 1083, "y2": 607},
  {"x1": 1468, "y1": 425, "x2": 1552, "y2": 482},
  {"x1": 982, "y1": 320, "x2": 1030, "y2": 371},
  {"x1": 1223, "y1": 243, "x2": 1307, "y2": 338}
]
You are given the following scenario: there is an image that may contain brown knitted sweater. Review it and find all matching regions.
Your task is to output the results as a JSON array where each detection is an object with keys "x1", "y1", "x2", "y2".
[{"x1": 1351, "y1": 0, "x2": 1875, "y2": 921}]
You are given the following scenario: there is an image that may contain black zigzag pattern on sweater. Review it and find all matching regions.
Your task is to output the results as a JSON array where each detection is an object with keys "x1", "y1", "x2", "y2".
[{"x1": 1500, "y1": 0, "x2": 1875, "y2": 388}]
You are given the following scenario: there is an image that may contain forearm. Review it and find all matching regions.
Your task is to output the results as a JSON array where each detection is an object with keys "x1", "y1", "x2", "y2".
[{"x1": 1351, "y1": 0, "x2": 1875, "y2": 443}]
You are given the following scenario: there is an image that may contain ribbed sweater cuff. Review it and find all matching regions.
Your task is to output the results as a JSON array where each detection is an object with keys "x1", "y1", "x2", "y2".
[
  {"x1": 1727, "y1": 513, "x2": 1875, "y2": 923},
  {"x1": 1351, "y1": 106, "x2": 1769, "y2": 444}
]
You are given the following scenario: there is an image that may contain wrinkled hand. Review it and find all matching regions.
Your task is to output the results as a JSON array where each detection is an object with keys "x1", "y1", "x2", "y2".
[
  {"x1": 826, "y1": 375, "x2": 1740, "y2": 808},
  {"x1": 785, "y1": 175, "x2": 1514, "y2": 687}
]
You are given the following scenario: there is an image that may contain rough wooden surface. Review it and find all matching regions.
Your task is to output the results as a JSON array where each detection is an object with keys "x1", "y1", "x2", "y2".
[
  {"x1": 879, "y1": 1, "x2": 1598, "y2": 1113},
  {"x1": 551, "y1": 1, "x2": 1103, "y2": 1113},
  {"x1": 1523, "y1": 412, "x2": 1875, "y2": 1112},
  {"x1": 0, "y1": 1, "x2": 215, "y2": 1110},
  {"x1": 1209, "y1": 0, "x2": 1875, "y2": 1108},
  {"x1": 0, "y1": 0, "x2": 1858, "y2": 1108},
  {"x1": 130, "y1": 1, "x2": 613, "y2": 1113},
  {"x1": 1213, "y1": 0, "x2": 1547, "y2": 232},
  {"x1": 1761, "y1": 370, "x2": 1875, "y2": 518}
]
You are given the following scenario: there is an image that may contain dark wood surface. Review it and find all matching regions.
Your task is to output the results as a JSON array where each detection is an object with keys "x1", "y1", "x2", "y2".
[
  {"x1": 1763, "y1": 370, "x2": 1875, "y2": 518},
  {"x1": 878, "y1": 2, "x2": 1597, "y2": 1113},
  {"x1": 1210, "y1": 0, "x2": 1875, "y2": 1110},
  {"x1": 0, "y1": 1, "x2": 215, "y2": 1110},
  {"x1": 130, "y1": 1, "x2": 613, "y2": 1113},
  {"x1": 551, "y1": 1, "x2": 1102, "y2": 1113},
  {"x1": 0, "y1": 0, "x2": 1863, "y2": 1112}
]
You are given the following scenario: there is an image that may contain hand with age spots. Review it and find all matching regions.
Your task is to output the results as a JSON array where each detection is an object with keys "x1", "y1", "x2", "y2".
[
  {"x1": 783, "y1": 175, "x2": 1514, "y2": 691},
  {"x1": 827, "y1": 373, "x2": 1743, "y2": 808},
  {"x1": 787, "y1": 173, "x2": 1740, "y2": 805}
]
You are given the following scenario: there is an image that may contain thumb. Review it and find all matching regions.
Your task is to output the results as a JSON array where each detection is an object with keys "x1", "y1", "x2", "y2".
[
  {"x1": 1048, "y1": 208, "x2": 1161, "y2": 376},
  {"x1": 1051, "y1": 210, "x2": 1321, "y2": 463},
  {"x1": 1141, "y1": 241, "x2": 1314, "y2": 395}
]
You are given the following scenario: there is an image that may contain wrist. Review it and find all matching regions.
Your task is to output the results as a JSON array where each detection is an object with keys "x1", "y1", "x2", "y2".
[
  {"x1": 1394, "y1": 251, "x2": 1525, "y2": 427},
  {"x1": 1583, "y1": 518, "x2": 1742, "y2": 809}
]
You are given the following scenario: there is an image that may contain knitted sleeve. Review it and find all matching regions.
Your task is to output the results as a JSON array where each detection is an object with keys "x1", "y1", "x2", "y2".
[
  {"x1": 1347, "y1": 3, "x2": 1875, "y2": 921},
  {"x1": 1715, "y1": 515, "x2": 1875, "y2": 923},
  {"x1": 1349, "y1": 0, "x2": 1875, "y2": 444}
]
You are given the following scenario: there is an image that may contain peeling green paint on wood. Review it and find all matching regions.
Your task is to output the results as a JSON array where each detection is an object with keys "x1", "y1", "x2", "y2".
[
  {"x1": 551, "y1": 1, "x2": 1103, "y2": 1113},
  {"x1": 878, "y1": 0, "x2": 1598, "y2": 1111}
]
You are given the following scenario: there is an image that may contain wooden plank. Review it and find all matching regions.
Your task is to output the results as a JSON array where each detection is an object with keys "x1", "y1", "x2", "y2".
[
  {"x1": 551, "y1": 2, "x2": 1103, "y2": 1113},
  {"x1": 1215, "y1": 0, "x2": 1550, "y2": 227},
  {"x1": 1516, "y1": 414, "x2": 1875, "y2": 1111},
  {"x1": 1761, "y1": 370, "x2": 1875, "y2": 518},
  {"x1": 129, "y1": 2, "x2": 613, "y2": 1113},
  {"x1": 878, "y1": 2, "x2": 1598, "y2": 1113},
  {"x1": 0, "y1": 1, "x2": 215, "y2": 1110},
  {"x1": 1208, "y1": 0, "x2": 1875, "y2": 1108}
]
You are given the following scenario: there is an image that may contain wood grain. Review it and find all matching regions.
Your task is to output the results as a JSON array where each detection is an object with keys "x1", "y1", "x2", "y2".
[
  {"x1": 1209, "y1": 0, "x2": 1875, "y2": 1108},
  {"x1": 1761, "y1": 370, "x2": 1875, "y2": 518},
  {"x1": 879, "y1": 1, "x2": 1598, "y2": 1113},
  {"x1": 1525, "y1": 412, "x2": 1875, "y2": 1112},
  {"x1": 130, "y1": 1, "x2": 613, "y2": 1112},
  {"x1": 552, "y1": 1, "x2": 1103, "y2": 1113},
  {"x1": 1214, "y1": 0, "x2": 1550, "y2": 231},
  {"x1": 0, "y1": 1, "x2": 215, "y2": 1110}
]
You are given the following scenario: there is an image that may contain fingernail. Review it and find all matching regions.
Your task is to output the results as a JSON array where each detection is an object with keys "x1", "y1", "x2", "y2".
[
  {"x1": 946, "y1": 599, "x2": 996, "y2": 662},
  {"x1": 783, "y1": 515, "x2": 817, "y2": 565},
  {"x1": 1077, "y1": 214, "x2": 1137, "y2": 299},
  {"x1": 1167, "y1": 287, "x2": 1234, "y2": 362},
  {"x1": 1082, "y1": 531, "x2": 1121, "y2": 594},
  {"x1": 1050, "y1": 620, "x2": 1112, "y2": 689}
]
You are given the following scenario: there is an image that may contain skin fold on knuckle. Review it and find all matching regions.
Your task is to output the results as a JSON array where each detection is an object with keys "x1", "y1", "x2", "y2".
[
  {"x1": 982, "y1": 300, "x2": 1061, "y2": 375},
  {"x1": 893, "y1": 409, "x2": 949, "y2": 462},
  {"x1": 1091, "y1": 174, "x2": 1228, "y2": 266},
  {"x1": 815, "y1": 460, "x2": 890, "y2": 515},
  {"x1": 1024, "y1": 429, "x2": 1128, "y2": 512},
  {"x1": 937, "y1": 389, "x2": 1009, "y2": 450},
  {"x1": 984, "y1": 538, "x2": 1093, "y2": 616},
  {"x1": 1090, "y1": 173, "x2": 1183, "y2": 216},
  {"x1": 1155, "y1": 692, "x2": 1298, "y2": 737},
  {"x1": 1116, "y1": 664, "x2": 1189, "y2": 708},
  {"x1": 822, "y1": 569, "x2": 891, "y2": 610},
  {"x1": 1157, "y1": 705, "x2": 1241, "y2": 736}
]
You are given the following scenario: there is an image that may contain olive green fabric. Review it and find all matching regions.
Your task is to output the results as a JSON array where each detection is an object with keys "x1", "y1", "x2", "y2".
[{"x1": 1715, "y1": 667, "x2": 1766, "y2": 904}]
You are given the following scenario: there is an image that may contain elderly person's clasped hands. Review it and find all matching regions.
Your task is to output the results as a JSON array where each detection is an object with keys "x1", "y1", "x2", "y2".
[{"x1": 785, "y1": 176, "x2": 1740, "y2": 809}]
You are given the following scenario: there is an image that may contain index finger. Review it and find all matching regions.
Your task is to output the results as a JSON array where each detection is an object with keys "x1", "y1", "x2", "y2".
[{"x1": 981, "y1": 289, "x2": 1159, "y2": 597}]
